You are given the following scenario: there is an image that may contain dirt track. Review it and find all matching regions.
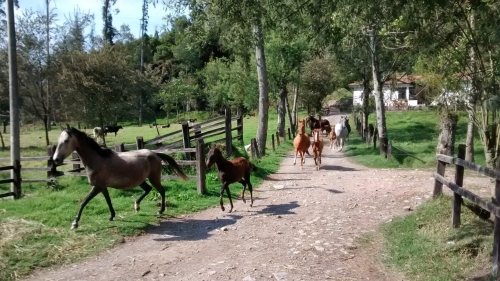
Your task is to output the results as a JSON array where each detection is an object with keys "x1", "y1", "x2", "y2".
[{"x1": 25, "y1": 114, "x2": 438, "y2": 281}]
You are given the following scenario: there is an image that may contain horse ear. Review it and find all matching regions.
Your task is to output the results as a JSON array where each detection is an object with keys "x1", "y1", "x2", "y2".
[{"x1": 66, "y1": 123, "x2": 70, "y2": 130}]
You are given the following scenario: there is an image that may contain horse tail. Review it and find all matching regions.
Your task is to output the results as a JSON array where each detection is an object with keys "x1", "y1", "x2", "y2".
[{"x1": 155, "y1": 153, "x2": 189, "y2": 181}]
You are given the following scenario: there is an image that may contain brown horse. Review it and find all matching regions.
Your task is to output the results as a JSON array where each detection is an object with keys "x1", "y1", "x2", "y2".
[
  {"x1": 329, "y1": 126, "x2": 337, "y2": 150},
  {"x1": 311, "y1": 129, "x2": 324, "y2": 170},
  {"x1": 206, "y1": 146, "x2": 257, "y2": 213},
  {"x1": 52, "y1": 126, "x2": 188, "y2": 229},
  {"x1": 293, "y1": 119, "x2": 311, "y2": 169}
]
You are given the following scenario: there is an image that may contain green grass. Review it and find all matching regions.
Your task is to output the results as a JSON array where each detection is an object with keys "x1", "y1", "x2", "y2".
[
  {"x1": 382, "y1": 196, "x2": 494, "y2": 281},
  {"x1": 345, "y1": 110, "x2": 486, "y2": 168},
  {"x1": 0, "y1": 110, "x2": 297, "y2": 281}
]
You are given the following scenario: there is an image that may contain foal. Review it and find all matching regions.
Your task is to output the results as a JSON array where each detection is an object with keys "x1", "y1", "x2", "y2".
[
  {"x1": 329, "y1": 126, "x2": 337, "y2": 150},
  {"x1": 206, "y1": 146, "x2": 257, "y2": 213},
  {"x1": 311, "y1": 129, "x2": 324, "y2": 170},
  {"x1": 293, "y1": 119, "x2": 311, "y2": 169}
]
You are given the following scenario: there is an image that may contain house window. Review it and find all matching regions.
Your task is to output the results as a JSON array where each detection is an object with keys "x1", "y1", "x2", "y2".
[
  {"x1": 409, "y1": 87, "x2": 417, "y2": 100},
  {"x1": 397, "y1": 87, "x2": 406, "y2": 100}
]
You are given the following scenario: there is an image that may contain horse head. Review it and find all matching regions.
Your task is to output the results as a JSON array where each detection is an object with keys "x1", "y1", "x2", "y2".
[
  {"x1": 53, "y1": 128, "x2": 79, "y2": 165},
  {"x1": 206, "y1": 145, "x2": 222, "y2": 168},
  {"x1": 298, "y1": 119, "x2": 306, "y2": 135}
]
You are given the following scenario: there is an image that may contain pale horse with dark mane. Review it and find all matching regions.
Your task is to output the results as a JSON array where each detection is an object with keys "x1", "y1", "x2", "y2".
[
  {"x1": 334, "y1": 116, "x2": 349, "y2": 152},
  {"x1": 52, "y1": 125, "x2": 188, "y2": 229}
]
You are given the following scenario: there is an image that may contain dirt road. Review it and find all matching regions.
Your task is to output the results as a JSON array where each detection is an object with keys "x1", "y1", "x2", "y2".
[{"x1": 25, "y1": 114, "x2": 436, "y2": 281}]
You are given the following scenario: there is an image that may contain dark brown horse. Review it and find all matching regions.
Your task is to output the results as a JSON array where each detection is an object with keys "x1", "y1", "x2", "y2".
[
  {"x1": 306, "y1": 114, "x2": 331, "y2": 135},
  {"x1": 206, "y1": 146, "x2": 257, "y2": 213},
  {"x1": 52, "y1": 126, "x2": 188, "y2": 229}
]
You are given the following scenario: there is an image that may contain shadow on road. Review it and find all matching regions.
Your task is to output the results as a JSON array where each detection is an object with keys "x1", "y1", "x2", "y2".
[{"x1": 150, "y1": 214, "x2": 243, "y2": 242}]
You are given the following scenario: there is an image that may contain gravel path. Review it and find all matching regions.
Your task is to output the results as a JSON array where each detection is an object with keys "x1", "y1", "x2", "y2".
[{"x1": 25, "y1": 114, "x2": 439, "y2": 281}]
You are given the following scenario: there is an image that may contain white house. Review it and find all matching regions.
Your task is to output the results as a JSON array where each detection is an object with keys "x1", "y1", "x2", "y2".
[
  {"x1": 349, "y1": 76, "x2": 421, "y2": 107},
  {"x1": 349, "y1": 75, "x2": 472, "y2": 108}
]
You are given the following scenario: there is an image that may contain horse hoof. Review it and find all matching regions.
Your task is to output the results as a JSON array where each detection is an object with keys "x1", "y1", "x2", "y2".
[
  {"x1": 134, "y1": 203, "x2": 140, "y2": 212},
  {"x1": 71, "y1": 222, "x2": 78, "y2": 229},
  {"x1": 228, "y1": 209, "x2": 233, "y2": 213},
  {"x1": 221, "y1": 206, "x2": 225, "y2": 212},
  {"x1": 242, "y1": 198, "x2": 246, "y2": 203},
  {"x1": 109, "y1": 217, "x2": 114, "y2": 221}
]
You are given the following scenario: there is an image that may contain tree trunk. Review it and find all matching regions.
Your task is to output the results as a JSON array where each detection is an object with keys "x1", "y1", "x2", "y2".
[
  {"x1": 436, "y1": 113, "x2": 458, "y2": 156},
  {"x1": 466, "y1": 11, "x2": 477, "y2": 162},
  {"x1": 361, "y1": 76, "x2": 370, "y2": 140},
  {"x1": 465, "y1": 112, "x2": 475, "y2": 161},
  {"x1": 286, "y1": 95, "x2": 295, "y2": 136},
  {"x1": 291, "y1": 82, "x2": 299, "y2": 134},
  {"x1": 45, "y1": 0, "x2": 51, "y2": 132},
  {"x1": 253, "y1": 22, "x2": 269, "y2": 157},
  {"x1": 277, "y1": 85, "x2": 287, "y2": 138},
  {"x1": 482, "y1": 125, "x2": 497, "y2": 168},
  {"x1": 369, "y1": 27, "x2": 389, "y2": 156}
]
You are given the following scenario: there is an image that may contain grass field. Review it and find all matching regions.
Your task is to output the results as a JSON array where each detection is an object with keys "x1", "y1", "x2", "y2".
[
  {"x1": 0, "y1": 110, "x2": 297, "y2": 281},
  {"x1": 382, "y1": 196, "x2": 493, "y2": 281},
  {"x1": 344, "y1": 110, "x2": 486, "y2": 168}
]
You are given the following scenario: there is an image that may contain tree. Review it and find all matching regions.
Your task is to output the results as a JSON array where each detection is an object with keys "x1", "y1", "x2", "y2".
[
  {"x1": 16, "y1": 9, "x2": 57, "y2": 145},
  {"x1": 102, "y1": 0, "x2": 118, "y2": 45}
]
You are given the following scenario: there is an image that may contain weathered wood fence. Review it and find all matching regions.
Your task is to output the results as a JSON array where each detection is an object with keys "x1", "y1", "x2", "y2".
[
  {"x1": 0, "y1": 160, "x2": 21, "y2": 199},
  {"x1": 0, "y1": 108, "x2": 243, "y2": 198},
  {"x1": 433, "y1": 144, "x2": 500, "y2": 277}
]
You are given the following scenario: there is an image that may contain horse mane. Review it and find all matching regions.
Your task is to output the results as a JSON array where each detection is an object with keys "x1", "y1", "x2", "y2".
[{"x1": 66, "y1": 128, "x2": 114, "y2": 158}]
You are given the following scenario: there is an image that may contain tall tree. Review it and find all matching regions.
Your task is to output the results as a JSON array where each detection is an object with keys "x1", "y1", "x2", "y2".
[{"x1": 102, "y1": 0, "x2": 118, "y2": 45}]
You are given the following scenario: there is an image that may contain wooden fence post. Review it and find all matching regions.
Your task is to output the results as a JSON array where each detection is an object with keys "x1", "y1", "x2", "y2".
[
  {"x1": 272, "y1": 134, "x2": 275, "y2": 152},
  {"x1": 387, "y1": 140, "x2": 392, "y2": 160},
  {"x1": 71, "y1": 152, "x2": 80, "y2": 173},
  {"x1": 433, "y1": 158, "x2": 447, "y2": 197},
  {"x1": 237, "y1": 115, "x2": 243, "y2": 141},
  {"x1": 276, "y1": 131, "x2": 280, "y2": 146},
  {"x1": 12, "y1": 160, "x2": 21, "y2": 199},
  {"x1": 225, "y1": 107, "x2": 232, "y2": 156},
  {"x1": 287, "y1": 127, "x2": 291, "y2": 140},
  {"x1": 251, "y1": 138, "x2": 259, "y2": 159},
  {"x1": 136, "y1": 136, "x2": 144, "y2": 150},
  {"x1": 452, "y1": 144, "x2": 465, "y2": 228},
  {"x1": 195, "y1": 139, "x2": 206, "y2": 194},
  {"x1": 47, "y1": 145, "x2": 57, "y2": 184},
  {"x1": 181, "y1": 122, "x2": 192, "y2": 159},
  {"x1": 114, "y1": 143, "x2": 125, "y2": 152}
]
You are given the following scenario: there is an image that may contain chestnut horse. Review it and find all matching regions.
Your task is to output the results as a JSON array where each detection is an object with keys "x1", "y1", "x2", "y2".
[
  {"x1": 311, "y1": 129, "x2": 324, "y2": 170},
  {"x1": 293, "y1": 119, "x2": 311, "y2": 169},
  {"x1": 329, "y1": 126, "x2": 337, "y2": 150},
  {"x1": 206, "y1": 146, "x2": 257, "y2": 213},
  {"x1": 52, "y1": 126, "x2": 189, "y2": 229}
]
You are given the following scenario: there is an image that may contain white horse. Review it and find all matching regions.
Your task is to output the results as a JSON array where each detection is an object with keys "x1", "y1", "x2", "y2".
[
  {"x1": 93, "y1": 127, "x2": 107, "y2": 144},
  {"x1": 334, "y1": 116, "x2": 349, "y2": 152}
]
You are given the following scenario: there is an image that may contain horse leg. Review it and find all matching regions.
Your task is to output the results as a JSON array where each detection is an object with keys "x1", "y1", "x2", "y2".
[
  {"x1": 245, "y1": 174, "x2": 254, "y2": 207},
  {"x1": 219, "y1": 183, "x2": 228, "y2": 212},
  {"x1": 101, "y1": 188, "x2": 116, "y2": 221},
  {"x1": 239, "y1": 179, "x2": 247, "y2": 203},
  {"x1": 293, "y1": 150, "x2": 298, "y2": 166},
  {"x1": 299, "y1": 151, "x2": 304, "y2": 169},
  {"x1": 72, "y1": 186, "x2": 101, "y2": 229},
  {"x1": 149, "y1": 179, "x2": 166, "y2": 214},
  {"x1": 225, "y1": 184, "x2": 234, "y2": 213},
  {"x1": 134, "y1": 181, "x2": 153, "y2": 212}
]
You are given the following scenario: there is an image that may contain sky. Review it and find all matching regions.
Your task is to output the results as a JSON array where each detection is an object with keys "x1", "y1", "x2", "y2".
[{"x1": 16, "y1": 0, "x2": 176, "y2": 38}]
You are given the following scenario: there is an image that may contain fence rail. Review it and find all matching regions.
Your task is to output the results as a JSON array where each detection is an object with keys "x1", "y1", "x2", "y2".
[
  {"x1": 433, "y1": 144, "x2": 500, "y2": 277},
  {"x1": 0, "y1": 107, "x2": 242, "y2": 199}
]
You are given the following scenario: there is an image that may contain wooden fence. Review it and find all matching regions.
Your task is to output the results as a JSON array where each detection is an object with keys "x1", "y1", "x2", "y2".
[
  {"x1": 0, "y1": 108, "x2": 243, "y2": 198},
  {"x1": 433, "y1": 144, "x2": 500, "y2": 277}
]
